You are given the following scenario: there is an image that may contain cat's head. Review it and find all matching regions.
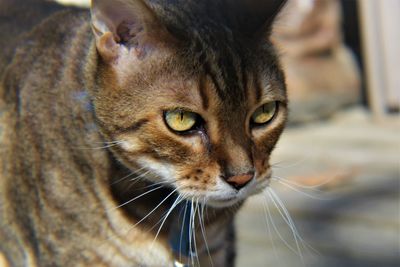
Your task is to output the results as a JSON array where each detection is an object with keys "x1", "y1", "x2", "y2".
[{"x1": 90, "y1": 0, "x2": 287, "y2": 207}]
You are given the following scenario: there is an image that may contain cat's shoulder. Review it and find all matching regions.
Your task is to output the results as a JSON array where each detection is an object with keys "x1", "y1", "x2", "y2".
[{"x1": 0, "y1": 1, "x2": 90, "y2": 74}]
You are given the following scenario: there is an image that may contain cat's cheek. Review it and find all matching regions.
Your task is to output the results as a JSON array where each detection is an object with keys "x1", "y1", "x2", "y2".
[
  {"x1": 253, "y1": 157, "x2": 268, "y2": 175},
  {"x1": 204, "y1": 180, "x2": 243, "y2": 207},
  {"x1": 136, "y1": 156, "x2": 177, "y2": 183},
  {"x1": 176, "y1": 163, "x2": 218, "y2": 181},
  {"x1": 251, "y1": 140, "x2": 274, "y2": 181},
  {"x1": 119, "y1": 138, "x2": 142, "y2": 152},
  {"x1": 179, "y1": 135, "x2": 204, "y2": 154}
]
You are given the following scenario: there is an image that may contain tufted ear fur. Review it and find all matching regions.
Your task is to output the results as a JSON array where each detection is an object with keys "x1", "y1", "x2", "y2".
[{"x1": 91, "y1": 0, "x2": 172, "y2": 62}]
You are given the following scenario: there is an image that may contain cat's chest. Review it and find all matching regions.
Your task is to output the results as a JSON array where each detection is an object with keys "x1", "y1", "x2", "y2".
[
  {"x1": 81, "y1": 229, "x2": 174, "y2": 267},
  {"x1": 99, "y1": 242, "x2": 173, "y2": 267},
  {"x1": 87, "y1": 200, "x2": 175, "y2": 267}
]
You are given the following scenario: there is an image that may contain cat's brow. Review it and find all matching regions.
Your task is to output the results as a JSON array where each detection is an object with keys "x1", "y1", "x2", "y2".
[
  {"x1": 115, "y1": 118, "x2": 149, "y2": 135},
  {"x1": 260, "y1": 83, "x2": 287, "y2": 103},
  {"x1": 254, "y1": 74, "x2": 263, "y2": 103},
  {"x1": 198, "y1": 75, "x2": 209, "y2": 110},
  {"x1": 203, "y1": 60, "x2": 225, "y2": 101}
]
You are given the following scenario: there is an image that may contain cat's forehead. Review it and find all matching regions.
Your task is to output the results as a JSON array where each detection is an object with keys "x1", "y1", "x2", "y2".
[
  {"x1": 180, "y1": 42, "x2": 286, "y2": 109},
  {"x1": 145, "y1": 42, "x2": 287, "y2": 117},
  {"x1": 181, "y1": 26, "x2": 285, "y2": 103}
]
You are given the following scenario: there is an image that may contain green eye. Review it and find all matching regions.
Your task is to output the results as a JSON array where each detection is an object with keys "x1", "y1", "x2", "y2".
[
  {"x1": 251, "y1": 102, "x2": 277, "y2": 125},
  {"x1": 164, "y1": 110, "x2": 198, "y2": 132}
]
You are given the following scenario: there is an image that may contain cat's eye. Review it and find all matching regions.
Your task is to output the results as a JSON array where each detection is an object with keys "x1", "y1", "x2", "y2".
[
  {"x1": 164, "y1": 109, "x2": 199, "y2": 132},
  {"x1": 251, "y1": 102, "x2": 277, "y2": 126}
]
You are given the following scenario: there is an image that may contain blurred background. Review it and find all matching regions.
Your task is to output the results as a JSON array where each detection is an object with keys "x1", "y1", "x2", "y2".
[{"x1": 57, "y1": 0, "x2": 400, "y2": 266}]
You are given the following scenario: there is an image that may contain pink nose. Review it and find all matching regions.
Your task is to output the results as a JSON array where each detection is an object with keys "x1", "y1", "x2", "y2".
[{"x1": 226, "y1": 174, "x2": 253, "y2": 190}]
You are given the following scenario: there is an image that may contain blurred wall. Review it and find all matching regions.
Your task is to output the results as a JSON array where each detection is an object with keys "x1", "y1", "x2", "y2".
[{"x1": 359, "y1": 0, "x2": 400, "y2": 115}]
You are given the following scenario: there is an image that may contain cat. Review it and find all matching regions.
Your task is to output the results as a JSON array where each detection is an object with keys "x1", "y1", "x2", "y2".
[{"x1": 0, "y1": 0, "x2": 287, "y2": 266}]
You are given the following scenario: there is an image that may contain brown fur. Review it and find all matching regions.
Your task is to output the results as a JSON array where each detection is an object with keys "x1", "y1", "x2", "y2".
[{"x1": 0, "y1": 0, "x2": 287, "y2": 266}]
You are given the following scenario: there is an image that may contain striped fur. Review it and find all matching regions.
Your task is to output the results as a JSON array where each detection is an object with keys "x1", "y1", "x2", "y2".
[{"x1": 0, "y1": 0, "x2": 287, "y2": 266}]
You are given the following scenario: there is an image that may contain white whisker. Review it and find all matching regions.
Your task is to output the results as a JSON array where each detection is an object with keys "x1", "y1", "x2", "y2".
[
  {"x1": 151, "y1": 194, "x2": 184, "y2": 246},
  {"x1": 266, "y1": 187, "x2": 321, "y2": 257},
  {"x1": 271, "y1": 157, "x2": 310, "y2": 169},
  {"x1": 132, "y1": 187, "x2": 181, "y2": 228},
  {"x1": 267, "y1": 188, "x2": 305, "y2": 265},
  {"x1": 192, "y1": 199, "x2": 200, "y2": 267},
  {"x1": 136, "y1": 180, "x2": 169, "y2": 191},
  {"x1": 199, "y1": 198, "x2": 213, "y2": 267},
  {"x1": 179, "y1": 199, "x2": 189, "y2": 263},
  {"x1": 109, "y1": 184, "x2": 164, "y2": 211},
  {"x1": 272, "y1": 178, "x2": 330, "y2": 200},
  {"x1": 261, "y1": 199, "x2": 280, "y2": 262},
  {"x1": 101, "y1": 186, "x2": 182, "y2": 264},
  {"x1": 73, "y1": 141, "x2": 124, "y2": 150},
  {"x1": 103, "y1": 140, "x2": 124, "y2": 145},
  {"x1": 263, "y1": 194, "x2": 300, "y2": 256},
  {"x1": 129, "y1": 170, "x2": 151, "y2": 182},
  {"x1": 189, "y1": 199, "x2": 195, "y2": 266},
  {"x1": 110, "y1": 166, "x2": 147, "y2": 185},
  {"x1": 274, "y1": 175, "x2": 336, "y2": 190}
]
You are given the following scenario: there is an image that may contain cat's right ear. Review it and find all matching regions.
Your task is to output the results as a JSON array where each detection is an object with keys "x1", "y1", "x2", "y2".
[{"x1": 91, "y1": 0, "x2": 170, "y2": 62}]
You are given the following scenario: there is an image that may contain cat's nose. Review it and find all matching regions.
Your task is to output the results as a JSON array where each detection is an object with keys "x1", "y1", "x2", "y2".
[{"x1": 226, "y1": 173, "x2": 254, "y2": 190}]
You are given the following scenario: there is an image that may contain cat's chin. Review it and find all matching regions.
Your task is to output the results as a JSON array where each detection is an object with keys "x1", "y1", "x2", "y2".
[
  {"x1": 203, "y1": 178, "x2": 271, "y2": 208},
  {"x1": 206, "y1": 198, "x2": 244, "y2": 208}
]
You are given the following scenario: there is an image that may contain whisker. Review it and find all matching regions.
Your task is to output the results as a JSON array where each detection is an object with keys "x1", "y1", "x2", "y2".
[
  {"x1": 129, "y1": 170, "x2": 151, "y2": 182},
  {"x1": 124, "y1": 170, "x2": 152, "y2": 191},
  {"x1": 151, "y1": 194, "x2": 184, "y2": 246},
  {"x1": 96, "y1": 186, "x2": 180, "y2": 262},
  {"x1": 110, "y1": 166, "x2": 147, "y2": 185},
  {"x1": 189, "y1": 198, "x2": 195, "y2": 266},
  {"x1": 274, "y1": 175, "x2": 337, "y2": 190},
  {"x1": 271, "y1": 156, "x2": 311, "y2": 170},
  {"x1": 179, "y1": 199, "x2": 189, "y2": 263},
  {"x1": 73, "y1": 141, "x2": 124, "y2": 150},
  {"x1": 103, "y1": 140, "x2": 124, "y2": 145},
  {"x1": 269, "y1": 188, "x2": 321, "y2": 256},
  {"x1": 135, "y1": 180, "x2": 170, "y2": 191},
  {"x1": 108, "y1": 184, "x2": 164, "y2": 211},
  {"x1": 192, "y1": 199, "x2": 200, "y2": 267},
  {"x1": 272, "y1": 178, "x2": 330, "y2": 200},
  {"x1": 199, "y1": 198, "x2": 213, "y2": 267},
  {"x1": 132, "y1": 187, "x2": 181, "y2": 228},
  {"x1": 267, "y1": 189, "x2": 305, "y2": 265},
  {"x1": 263, "y1": 194, "x2": 300, "y2": 256},
  {"x1": 261, "y1": 199, "x2": 280, "y2": 262},
  {"x1": 125, "y1": 172, "x2": 159, "y2": 192}
]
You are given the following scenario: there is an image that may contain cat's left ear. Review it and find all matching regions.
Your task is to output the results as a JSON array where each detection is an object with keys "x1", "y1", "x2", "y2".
[{"x1": 91, "y1": 0, "x2": 172, "y2": 62}]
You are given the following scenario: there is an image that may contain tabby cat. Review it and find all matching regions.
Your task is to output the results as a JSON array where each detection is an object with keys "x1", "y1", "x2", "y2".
[{"x1": 0, "y1": 0, "x2": 287, "y2": 266}]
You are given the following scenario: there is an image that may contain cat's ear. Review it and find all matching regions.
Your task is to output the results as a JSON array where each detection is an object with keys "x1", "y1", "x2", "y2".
[
  {"x1": 230, "y1": 0, "x2": 287, "y2": 37},
  {"x1": 91, "y1": 0, "x2": 170, "y2": 62}
]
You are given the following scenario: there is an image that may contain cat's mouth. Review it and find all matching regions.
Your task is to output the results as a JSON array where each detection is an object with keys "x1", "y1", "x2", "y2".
[
  {"x1": 195, "y1": 172, "x2": 272, "y2": 208},
  {"x1": 207, "y1": 197, "x2": 240, "y2": 208}
]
